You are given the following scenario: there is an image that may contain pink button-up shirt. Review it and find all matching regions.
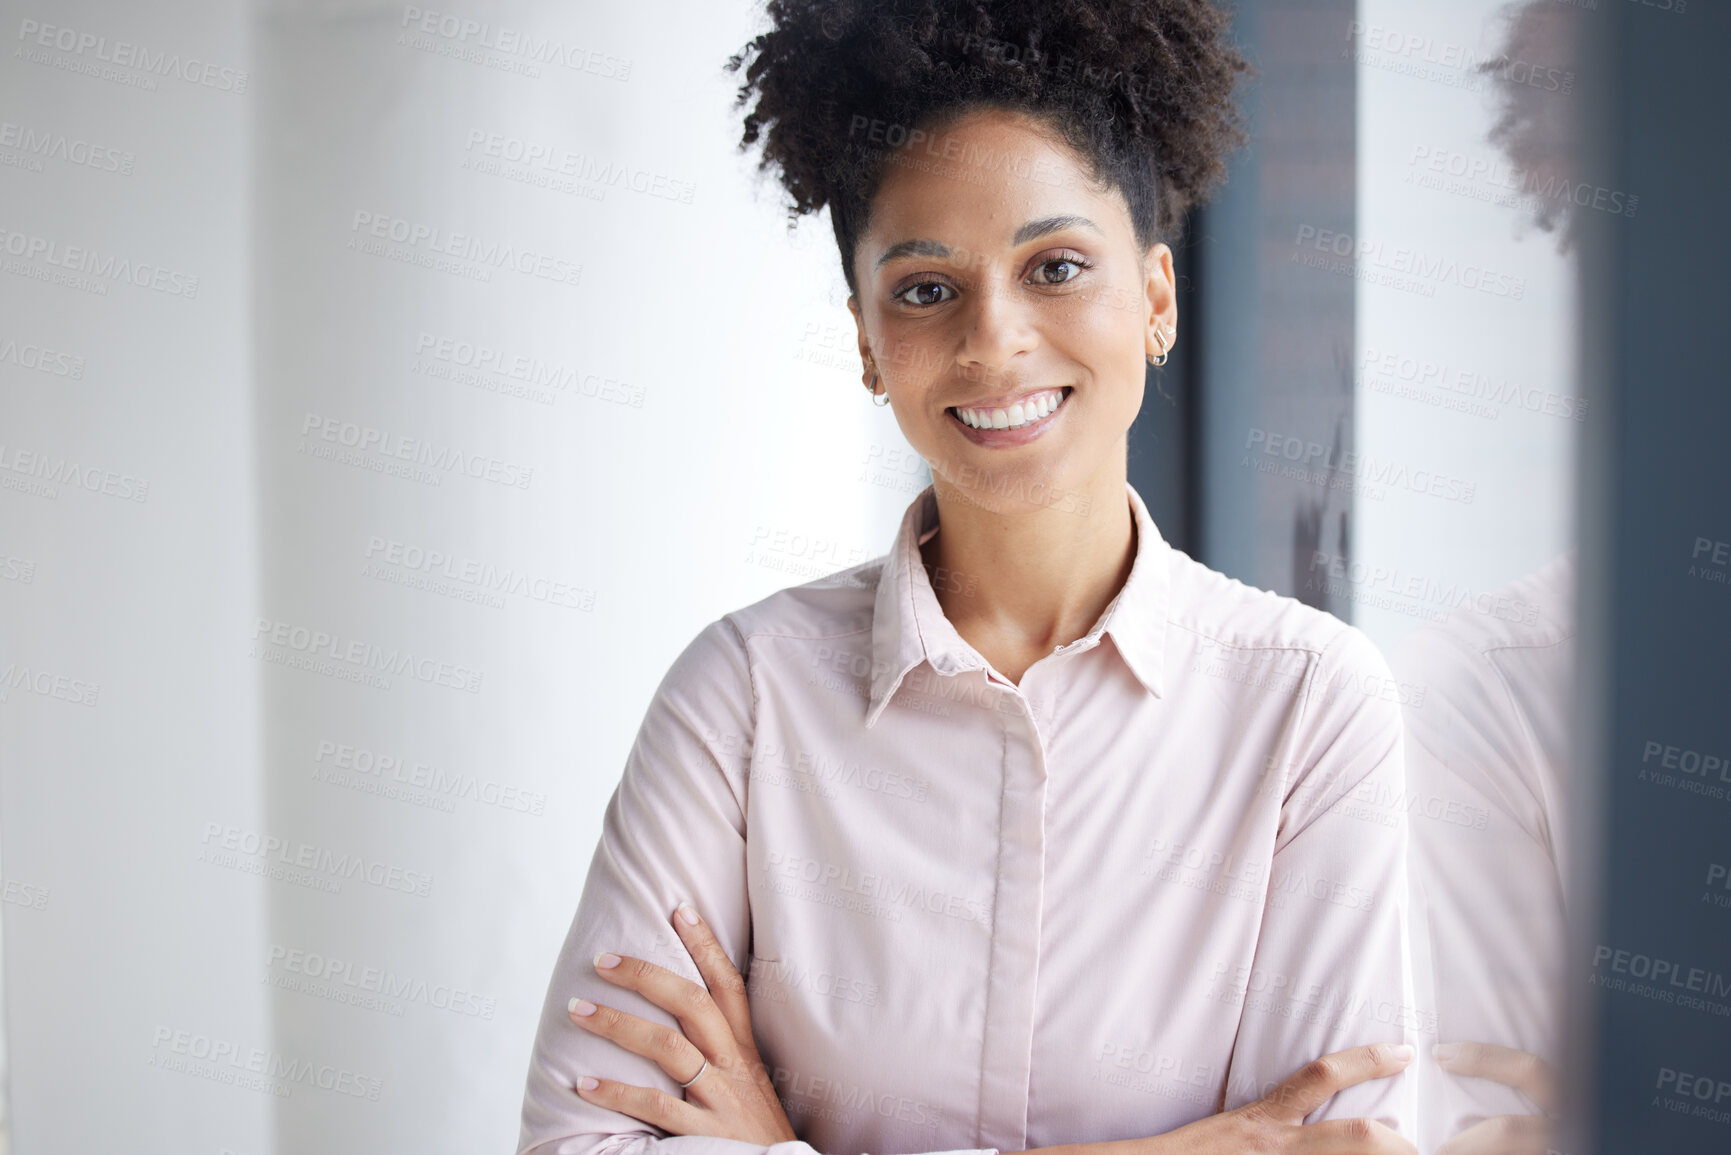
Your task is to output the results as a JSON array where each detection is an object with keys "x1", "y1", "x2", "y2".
[{"x1": 520, "y1": 482, "x2": 1415, "y2": 1155}]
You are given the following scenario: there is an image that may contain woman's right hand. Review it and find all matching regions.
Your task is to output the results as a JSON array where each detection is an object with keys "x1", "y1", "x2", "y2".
[{"x1": 1141, "y1": 1043, "x2": 1416, "y2": 1155}]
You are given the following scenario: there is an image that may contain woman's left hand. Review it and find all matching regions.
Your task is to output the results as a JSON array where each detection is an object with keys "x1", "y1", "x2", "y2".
[
  {"x1": 1433, "y1": 1042, "x2": 1556, "y2": 1155},
  {"x1": 567, "y1": 902, "x2": 796, "y2": 1143}
]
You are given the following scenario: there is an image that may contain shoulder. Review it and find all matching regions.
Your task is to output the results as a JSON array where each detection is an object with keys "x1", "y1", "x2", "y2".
[
  {"x1": 1405, "y1": 553, "x2": 1576, "y2": 662},
  {"x1": 1159, "y1": 549, "x2": 1407, "y2": 817},
  {"x1": 1166, "y1": 544, "x2": 1379, "y2": 673},
  {"x1": 1388, "y1": 554, "x2": 1576, "y2": 721},
  {"x1": 719, "y1": 555, "x2": 885, "y2": 646},
  {"x1": 1388, "y1": 556, "x2": 1576, "y2": 816},
  {"x1": 661, "y1": 556, "x2": 887, "y2": 695}
]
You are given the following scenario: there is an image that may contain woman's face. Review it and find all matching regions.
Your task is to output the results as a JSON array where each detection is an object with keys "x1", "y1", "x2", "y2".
[{"x1": 847, "y1": 106, "x2": 1177, "y2": 517}]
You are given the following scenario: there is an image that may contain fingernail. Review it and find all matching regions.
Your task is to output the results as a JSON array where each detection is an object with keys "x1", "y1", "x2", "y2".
[
  {"x1": 577, "y1": 1075, "x2": 599, "y2": 1091},
  {"x1": 677, "y1": 902, "x2": 700, "y2": 926},
  {"x1": 594, "y1": 951, "x2": 621, "y2": 969},
  {"x1": 1433, "y1": 1043, "x2": 1459, "y2": 1061},
  {"x1": 1391, "y1": 1044, "x2": 1415, "y2": 1063},
  {"x1": 568, "y1": 997, "x2": 597, "y2": 1017}
]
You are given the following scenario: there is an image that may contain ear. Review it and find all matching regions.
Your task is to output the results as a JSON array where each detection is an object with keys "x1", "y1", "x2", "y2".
[
  {"x1": 1142, "y1": 242, "x2": 1178, "y2": 360},
  {"x1": 847, "y1": 294, "x2": 874, "y2": 386}
]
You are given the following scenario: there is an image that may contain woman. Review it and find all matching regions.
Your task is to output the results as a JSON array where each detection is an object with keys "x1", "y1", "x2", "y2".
[{"x1": 520, "y1": 3, "x2": 1417, "y2": 1153}]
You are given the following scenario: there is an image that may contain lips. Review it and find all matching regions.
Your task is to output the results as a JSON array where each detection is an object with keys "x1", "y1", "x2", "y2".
[{"x1": 948, "y1": 386, "x2": 1071, "y2": 431}]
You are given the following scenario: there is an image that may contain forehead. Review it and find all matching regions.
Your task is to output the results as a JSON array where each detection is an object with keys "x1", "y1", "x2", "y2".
[{"x1": 861, "y1": 109, "x2": 1132, "y2": 252}]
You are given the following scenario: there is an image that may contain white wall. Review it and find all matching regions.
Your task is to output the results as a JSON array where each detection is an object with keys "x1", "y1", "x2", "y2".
[
  {"x1": 0, "y1": 2, "x2": 921, "y2": 1151},
  {"x1": 1354, "y1": 0, "x2": 1578, "y2": 653}
]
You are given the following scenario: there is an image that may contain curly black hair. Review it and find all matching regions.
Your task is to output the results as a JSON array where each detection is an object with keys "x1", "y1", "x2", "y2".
[
  {"x1": 724, "y1": 0, "x2": 1252, "y2": 297},
  {"x1": 1478, "y1": 0, "x2": 1585, "y2": 251}
]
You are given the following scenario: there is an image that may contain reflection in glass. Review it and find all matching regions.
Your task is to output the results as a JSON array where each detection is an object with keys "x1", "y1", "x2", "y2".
[{"x1": 1355, "y1": 2, "x2": 1586, "y2": 1150}]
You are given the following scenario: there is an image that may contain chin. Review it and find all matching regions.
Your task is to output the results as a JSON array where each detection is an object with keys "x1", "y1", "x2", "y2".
[{"x1": 936, "y1": 460, "x2": 1094, "y2": 518}]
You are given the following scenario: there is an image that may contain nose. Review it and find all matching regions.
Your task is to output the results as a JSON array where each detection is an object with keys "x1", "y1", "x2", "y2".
[{"x1": 955, "y1": 280, "x2": 1038, "y2": 383}]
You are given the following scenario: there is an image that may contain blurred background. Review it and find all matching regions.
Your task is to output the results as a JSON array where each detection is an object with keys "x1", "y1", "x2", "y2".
[{"x1": 0, "y1": 1, "x2": 1725, "y2": 1152}]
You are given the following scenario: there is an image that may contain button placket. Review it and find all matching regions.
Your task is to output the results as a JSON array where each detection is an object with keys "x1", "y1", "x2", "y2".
[{"x1": 974, "y1": 687, "x2": 1050, "y2": 1151}]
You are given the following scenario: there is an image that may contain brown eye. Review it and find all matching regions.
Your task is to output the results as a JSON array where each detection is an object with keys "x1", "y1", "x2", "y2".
[
  {"x1": 1035, "y1": 258, "x2": 1084, "y2": 285},
  {"x1": 896, "y1": 282, "x2": 955, "y2": 306}
]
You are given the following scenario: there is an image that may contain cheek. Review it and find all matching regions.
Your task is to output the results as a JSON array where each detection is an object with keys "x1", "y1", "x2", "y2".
[
  {"x1": 1069, "y1": 280, "x2": 1147, "y2": 338},
  {"x1": 1056, "y1": 296, "x2": 1145, "y2": 395},
  {"x1": 1043, "y1": 295, "x2": 1145, "y2": 382},
  {"x1": 869, "y1": 325, "x2": 941, "y2": 389}
]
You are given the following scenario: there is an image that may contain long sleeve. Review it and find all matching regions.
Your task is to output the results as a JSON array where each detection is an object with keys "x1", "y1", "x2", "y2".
[
  {"x1": 518, "y1": 616, "x2": 786, "y2": 1155},
  {"x1": 517, "y1": 616, "x2": 999, "y2": 1155},
  {"x1": 1392, "y1": 622, "x2": 1568, "y2": 1152},
  {"x1": 1220, "y1": 626, "x2": 1417, "y2": 1138}
]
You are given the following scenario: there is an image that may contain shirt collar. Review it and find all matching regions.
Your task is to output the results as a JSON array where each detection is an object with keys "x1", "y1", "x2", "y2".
[{"x1": 865, "y1": 480, "x2": 1170, "y2": 728}]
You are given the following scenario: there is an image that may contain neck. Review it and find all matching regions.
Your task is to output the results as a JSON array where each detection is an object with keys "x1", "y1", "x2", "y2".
[{"x1": 920, "y1": 453, "x2": 1136, "y2": 667}]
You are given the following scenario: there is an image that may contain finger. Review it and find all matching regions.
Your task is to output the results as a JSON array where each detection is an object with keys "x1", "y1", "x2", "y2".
[
  {"x1": 1433, "y1": 1043, "x2": 1558, "y2": 1115},
  {"x1": 574, "y1": 1074, "x2": 709, "y2": 1136},
  {"x1": 1257, "y1": 1043, "x2": 1416, "y2": 1125},
  {"x1": 670, "y1": 902, "x2": 754, "y2": 1045},
  {"x1": 1434, "y1": 1113, "x2": 1554, "y2": 1155},
  {"x1": 568, "y1": 995, "x2": 709, "y2": 1087},
  {"x1": 591, "y1": 951, "x2": 736, "y2": 1061},
  {"x1": 1291, "y1": 1116, "x2": 1415, "y2": 1154}
]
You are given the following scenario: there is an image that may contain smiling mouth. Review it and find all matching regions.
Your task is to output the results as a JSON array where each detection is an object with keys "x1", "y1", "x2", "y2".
[{"x1": 948, "y1": 386, "x2": 1072, "y2": 431}]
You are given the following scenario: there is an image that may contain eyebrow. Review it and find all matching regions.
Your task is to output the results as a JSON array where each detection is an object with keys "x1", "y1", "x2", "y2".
[{"x1": 872, "y1": 215, "x2": 1104, "y2": 271}]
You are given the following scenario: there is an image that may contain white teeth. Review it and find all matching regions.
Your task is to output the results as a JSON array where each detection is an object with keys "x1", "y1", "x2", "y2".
[{"x1": 955, "y1": 389, "x2": 1066, "y2": 430}]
